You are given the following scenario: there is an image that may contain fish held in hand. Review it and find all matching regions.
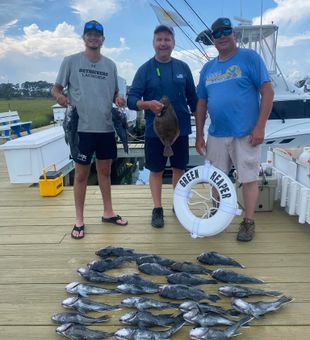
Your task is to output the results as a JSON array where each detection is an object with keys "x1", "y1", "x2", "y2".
[
  {"x1": 197, "y1": 251, "x2": 245, "y2": 268},
  {"x1": 153, "y1": 96, "x2": 180, "y2": 157},
  {"x1": 51, "y1": 312, "x2": 109, "y2": 325},
  {"x1": 63, "y1": 105, "x2": 80, "y2": 159},
  {"x1": 112, "y1": 106, "x2": 129, "y2": 153},
  {"x1": 56, "y1": 323, "x2": 114, "y2": 339},
  {"x1": 231, "y1": 296, "x2": 294, "y2": 319},
  {"x1": 62, "y1": 296, "x2": 121, "y2": 314},
  {"x1": 211, "y1": 269, "x2": 264, "y2": 284},
  {"x1": 218, "y1": 285, "x2": 282, "y2": 298}
]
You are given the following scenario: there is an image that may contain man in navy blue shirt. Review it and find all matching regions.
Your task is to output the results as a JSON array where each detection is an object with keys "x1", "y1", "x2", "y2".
[{"x1": 127, "y1": 25, "x2": 197, "y2": 228}]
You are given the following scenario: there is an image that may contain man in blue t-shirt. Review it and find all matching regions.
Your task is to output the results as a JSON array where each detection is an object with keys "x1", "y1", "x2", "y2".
[
  {"x1": 196, "y1": 17, "x2": 274, "y2": 241},
  {"x1": 127, "y1": 25, "x2": 197, "y2": 228}
]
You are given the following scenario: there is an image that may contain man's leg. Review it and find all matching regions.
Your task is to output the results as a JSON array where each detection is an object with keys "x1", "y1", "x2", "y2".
[
  {"x1": 242, "y1": 181, "x2": 259, "y2": 220},
  {"x1": 149, "y1": 170, "x2": 164, "y2": 208},
  {"x1": 73, "y1": 163, "x2": 91, "y2": 237},
  {"x1": 96, "y1": 159, "x2": 127, "y2": 225},
  {"x1": 172, "y1": 168, "x2": 185, "y2": 189}
]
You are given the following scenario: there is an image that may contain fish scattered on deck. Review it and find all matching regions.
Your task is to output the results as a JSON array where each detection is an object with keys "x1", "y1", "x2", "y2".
[
  {"x1": 211, "y1": 269, "x2": 264, "y2": 284},
  {"x1": 117, "y1": 283, "x2": 159, "y2": 294},
  {"x1": 121, "y1": 296, "x2": 179, "y2": 310},
  {"x1": 135, "y1": 254, "x2": 176, "y2": 267},
  {"x1": 88, "y1": 256, "x2": 132, "y2": 272},
  {"x1": 197, "y1": 251, "x2": 245, "y2": 268},
  {"x1": 118, "y1": 273, "x2": 159, "y2": 288},
  {"x1": 159, "y1": 284, "x2": 220, "y2": 302},
  {"x1": 153, "y1": 96, "x2": 180, "y2": 157},
  {"x1": 179, "y1": 301, "x2": 239, "y2": 317},
  {"x1": 51, "y1": 312, "x2": 109, "y2": 325},
  {"x1": 138, "y1": 262, "x2": 174, "y2": 275},
  {"x1": 219, "y1": 285, "x2": 282, "y2": 298},
  {"x1": 170, "y1": 261, "x2": 212, "y2": 274},
  {"x1": 114, "y1": 318, "x2": 185, "y2": 339},
  {"x1": 55, "y1": 323, "x2": 114, "y2": 339},
  {"x1": 231, "y1": 296, "x2": 294, "y2": 319},
  {"x1": 62, "y1": 296, "x2": 121, "y2": 314},
  {"x1": 183, "y1": 309, "x2": 235, "y2": 327},
  {"x1": 120, "y1": 310, "x2": 183, "y2": 328},
  {"x1": 167, "y1": 272, "x2": 217, "y2": 286},
  {"x1": 95, "y1": 246, "x2": 145, "y2": 259},
  {"x1": 77, "y1": 267, "x2": 120, "y2": 283},
  {"x1": 112, "y1": 106, "x2": 129, "y2": 153},
  {"x1": 189, "y1": 315, "x2": 253, "y2": 339},
  {"x1": 65, "y1": 282, "x2": 119, "y2": 297}
]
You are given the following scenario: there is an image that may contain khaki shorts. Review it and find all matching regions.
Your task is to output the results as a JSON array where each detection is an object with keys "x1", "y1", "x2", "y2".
[{"x1": 206, "y1": 135, "x2": 261, "y2": 183}]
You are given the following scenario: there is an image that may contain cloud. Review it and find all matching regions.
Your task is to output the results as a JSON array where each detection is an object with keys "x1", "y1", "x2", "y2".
[{"x1": 70, "y1": 0, "x2": 125, "y2": 21}]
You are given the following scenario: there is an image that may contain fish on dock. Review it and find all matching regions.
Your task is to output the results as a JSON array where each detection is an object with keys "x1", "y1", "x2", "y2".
[
  {"x1": 117, "y1": 283, "x2": 159, "y2": 294},
  {"x1": 211, "y1": 269, "x2": 264, "y2": 284},
  {"x1": 114, "y1": 318, "x2": 185, "y2": 339},
  {"x1": 170, "y1": 261, "x2": 212, "y2": 275},
  {"x1": 95, "y1": 246, "x2": 145, "y2": 259},
  {"x1": 121, "y1": 296, "x2": 179, "y2": 310},
  {"x1": 167, "y1": 272, "x2": 217, "y2": 286},
  {"x1": 56, "y1": 323, "x2": 114, "y2": 339},
  {"x1": 119, "y1": 310, "x2": 183, "y2": 328},
  {"x1": 65, "y1": 282, "x2": 119, "y2": 297},
  {"x1": 197, "y1": 251, "x2": 245, "y2": 268},
  {"x1": 88, "y1": 256, "x2": 132, "y2": 272},
  {"x1": 159, "y1": 284, "x2": 220, "y2": 302},
  {"x1": 218, "y1": 285, "x2": 282, "y2": 298},
  {"x1": 77, "y1": 267, "x2": 120, "y2": 283},
  {"x1": 138, "y1": 262, "x2": 174, "y2": 275},
  {"x1": 183, "y1": 309, "x2": 235, "y2": 327},
  {"x1": 62, "y1": 296, "x2": 121, "y2": 314},
  {"x1": 179, "y1": 301, "x2": 239, "y2": 317},
  {"x1": 189, "y1": 315, "x2": 254, "y2": 339},
  {"x1": 51, "y1": 312, "x2": 109, "y2": 325},
  {"x1": 231, "y1": 296, "x2": 294, "y2": 319},
  {"x1": 135, "y1": 254, "x2": 176, "y2": 267},
  {"x1": 153, "y1": 96, "x2": 180, "y2": 157}
]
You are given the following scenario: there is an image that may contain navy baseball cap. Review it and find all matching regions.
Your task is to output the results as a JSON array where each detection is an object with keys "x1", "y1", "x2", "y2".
[
  {"x1": 211, "y1": 17, "x2": 232, "y2": 32},
  {"x1": 154, "y1": 25, "x2": 174, "y2": 36},
  {"x1": 83, "y1": 20, "x2": 104, "y2": 36}
]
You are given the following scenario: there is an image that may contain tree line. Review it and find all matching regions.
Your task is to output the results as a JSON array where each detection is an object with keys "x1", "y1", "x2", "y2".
[{"x1": 0, "y1": 81, "x2": 53, "y2": 99}]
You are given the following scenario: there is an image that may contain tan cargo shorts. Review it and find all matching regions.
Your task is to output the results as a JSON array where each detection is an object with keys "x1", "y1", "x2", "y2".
[{"x1": 206, "y1": 135, "x2": 261, "y2": 183}]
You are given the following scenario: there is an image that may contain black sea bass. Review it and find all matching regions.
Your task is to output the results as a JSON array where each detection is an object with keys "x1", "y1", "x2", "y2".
[{"x1": 153, "y1": 96, "x2": 180, "y2": 157}]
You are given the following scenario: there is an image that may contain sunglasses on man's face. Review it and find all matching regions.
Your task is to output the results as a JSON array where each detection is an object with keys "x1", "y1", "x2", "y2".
[
  {"x1": 211, "y1": 28, "x2": 233, "y2": 39},
  {"x1": 85, "y1": 23, "x2": 103, "y2": 32}
]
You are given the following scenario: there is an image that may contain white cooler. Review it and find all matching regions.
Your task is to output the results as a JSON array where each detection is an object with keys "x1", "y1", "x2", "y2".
[{"x1": 0, "y1": 126, "x2": 71, "y2": 183}]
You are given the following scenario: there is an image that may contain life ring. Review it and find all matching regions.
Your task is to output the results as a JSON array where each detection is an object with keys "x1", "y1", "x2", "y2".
[{"x1": 173, "y1": 161, "x2": 242, "y2": 238}]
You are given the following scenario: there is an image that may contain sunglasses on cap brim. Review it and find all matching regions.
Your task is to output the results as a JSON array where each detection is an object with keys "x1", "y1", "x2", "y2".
[
  {"x1": 211, "y1": 28, "x2": 233, "y2": 39},
  {"x1": 85, "y1": 23, "x2": 103, "y2": 32}
]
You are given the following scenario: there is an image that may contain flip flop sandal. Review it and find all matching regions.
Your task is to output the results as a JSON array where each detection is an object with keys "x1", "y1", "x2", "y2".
[
  {"x1": 71, "y1": 225, "x2": 85, "y2": 239},
  {"x1": 101, "y1": 215, "x2": 128, "y2": 226}
]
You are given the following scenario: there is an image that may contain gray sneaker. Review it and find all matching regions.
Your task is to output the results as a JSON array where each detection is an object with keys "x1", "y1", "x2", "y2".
[
  {"x1": 237, "y1": 219, "x2": 255, "y2": 241},
  {"x1": 151, "y1": 207, "x2": 164, "y2": 228}
]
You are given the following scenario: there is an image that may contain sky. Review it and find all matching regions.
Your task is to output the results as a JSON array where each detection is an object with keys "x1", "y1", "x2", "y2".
[{"x1": 0, "y1": 0, "x2": 309, "y2": 87}]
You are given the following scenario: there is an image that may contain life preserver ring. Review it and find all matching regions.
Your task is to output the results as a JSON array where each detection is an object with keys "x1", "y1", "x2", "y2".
[{"x1": 173, "y1": 161, "x2": 242, "y2": 238}]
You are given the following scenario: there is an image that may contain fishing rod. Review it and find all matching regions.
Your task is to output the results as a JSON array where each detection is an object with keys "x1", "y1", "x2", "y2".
[
  {"x1": 163, "y1": 0, "x2": 211, "y2": 58},
  {"x1": 182, "y1": 0, "x2": 214, "y2": 46},
  {"x1": 153, "y1": 0, "x2": 209, "y2": 60}
]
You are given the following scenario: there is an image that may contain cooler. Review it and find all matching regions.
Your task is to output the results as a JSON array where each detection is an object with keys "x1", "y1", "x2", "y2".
[{"x1": 39, "y1": 165, "x2": 64, "y2": 197}]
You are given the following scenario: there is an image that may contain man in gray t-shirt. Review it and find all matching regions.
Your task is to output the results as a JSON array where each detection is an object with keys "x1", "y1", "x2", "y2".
[{"x1": 52, "y1": 20, "x2": 128, "y2": 239}]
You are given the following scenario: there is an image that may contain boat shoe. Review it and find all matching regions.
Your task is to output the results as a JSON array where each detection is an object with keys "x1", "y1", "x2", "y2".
[
  {"x1": 151, "y1": 207, "x2": 164, "y2": 228},
  {"x1": 237, "y1": 219, "x2": 255, "y2": 241}
]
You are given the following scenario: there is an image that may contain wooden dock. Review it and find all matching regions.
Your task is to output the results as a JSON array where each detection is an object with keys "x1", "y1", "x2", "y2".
[{"x1": 0, "y1": 141, "x2": 310, "y2": 339}]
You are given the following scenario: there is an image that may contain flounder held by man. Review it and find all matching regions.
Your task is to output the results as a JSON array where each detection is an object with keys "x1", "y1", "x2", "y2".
[{"x1": 153, "y1": 96, "x2": 180, "y2": 157}]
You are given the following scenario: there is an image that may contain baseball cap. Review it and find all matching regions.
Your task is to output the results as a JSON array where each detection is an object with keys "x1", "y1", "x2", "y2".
[
  {"x1": 154, "y1": 24, "x2": 174, "y2": 36},
  {"x1": 83, "y1": 20, "x2": 104, "y2": 36},
  {"x1": 211, "y1": 17, "x2": 232, "y2": 32}
]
